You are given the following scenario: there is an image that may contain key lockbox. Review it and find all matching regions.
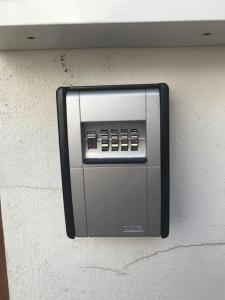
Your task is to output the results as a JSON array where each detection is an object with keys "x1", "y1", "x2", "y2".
[{"x1": 57, "y1": 84, "x2": 169, "y2": 238}]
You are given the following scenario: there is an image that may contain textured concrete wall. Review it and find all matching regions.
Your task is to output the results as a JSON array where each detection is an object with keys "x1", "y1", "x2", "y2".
[{"x1": 1, "y1": 47, "x2": 225, "y2": 300}]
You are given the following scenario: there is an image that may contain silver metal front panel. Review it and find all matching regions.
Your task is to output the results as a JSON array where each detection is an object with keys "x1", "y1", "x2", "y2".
[
  {"x1": 146, "y1": 89, "x2": 161, "y2": 166},
  {"x1": 66, "y1": 91, "x2": 82, "y2": 168},
  {"x1": 83, "y1": 166, "x2": 148, "y2": 236},
  {"x1": 145, "y1": 89, "x2": 161, "y2": 236},
  {"x1": 65, "y1": 87, "x2": 162, "y2": 237},
  {"x1": 147, "y1": 166, "x2": 161, "y2": 236},
  {"x1": 70, "y1": 168, "x2": 87, "y2": 236},
  {"x1": 79, "y1": 89, "x2": 146, "y2": 122}
]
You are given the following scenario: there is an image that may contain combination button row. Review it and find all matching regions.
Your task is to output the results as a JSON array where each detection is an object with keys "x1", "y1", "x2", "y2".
[{"x1": 87, "y1": 129, "x2": 139, "y2": 151}]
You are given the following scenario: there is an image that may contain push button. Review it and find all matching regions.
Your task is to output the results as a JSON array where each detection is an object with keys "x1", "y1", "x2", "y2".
[
  {"x1": 111, "y1": 129, "x2": 119, "y2": 151},
  {"x1": 87, "y1": 131, "x2": 97, "y2": 149},
  {"x1": 130, "y1": 129, "x2": 138, "y2": 151},
  {"x1": 101, "y1": 129, "x2": 109, "y2": 151},
  {"x1": 120, "y1": 129, "x2": 128, "y2": 151}
]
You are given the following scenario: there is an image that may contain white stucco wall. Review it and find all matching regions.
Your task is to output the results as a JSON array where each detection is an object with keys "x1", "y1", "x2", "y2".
[{"x1": 1, "y1": 47, "x2": 225, "y2": 300}]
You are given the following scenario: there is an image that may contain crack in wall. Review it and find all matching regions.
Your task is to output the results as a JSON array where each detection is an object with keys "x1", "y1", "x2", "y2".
[
  {"x1": 82, "y1": 241, "x2": 225, "y2": 275},
  {"x1": 124, "y1": 241, "x2": 225, "y2": 269},
  {"x1": 81, "y1": 266, "x2": 128, "y2": 276},
  {"x1": 1, "y1": 185, "x2": 60, "y2": 192}
]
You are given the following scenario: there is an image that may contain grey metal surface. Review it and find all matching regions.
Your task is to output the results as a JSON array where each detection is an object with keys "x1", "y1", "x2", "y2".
[
  {"x1": 66, "y1": 91, "x2": 82, "y2": 168},
  {"x1": 79, "y1": 90, "x2": 146, "y2": 122},
  {"x1": 1, "y1": 21, "x2": 225, "y2": 50},
  {"x1": 145, "y1": 89, "x2": 161, "y2": 236},
  {"x1": 82, "y1": 121, "x2": 146, "y2": 161},
  {"x1": 65, "y1": 87, "x2": 163, "y2": 237},
  {"x1": 146, "y1": 89, "x2": 161, "y2": 166},
  {"x1": 83, "y1": 166, "x2": 148, "y2": 236},
  {"x1": 70, "y1": 168, "x2": 87, "y2": 236},
  {"x1": 147, "y1": 166, "x2": 161, "y2": 236}
]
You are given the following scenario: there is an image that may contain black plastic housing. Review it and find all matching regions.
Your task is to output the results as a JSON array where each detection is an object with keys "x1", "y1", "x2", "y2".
[{"x1": 56, "y1": 84, "x2": 170, "y2": 239}]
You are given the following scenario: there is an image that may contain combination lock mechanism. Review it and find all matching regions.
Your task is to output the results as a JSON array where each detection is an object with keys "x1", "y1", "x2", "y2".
[
  {"x1": 86, "y1": 128, "x2": 139, "y2": 152},
  {"x1": 82, "y1": 121, "x2": 146, "y2": 164}
]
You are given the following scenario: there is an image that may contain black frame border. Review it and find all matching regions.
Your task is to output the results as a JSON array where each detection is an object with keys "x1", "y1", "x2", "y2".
[
  {"x1": 56, "y1": 87, "x2": 76, "y2": 238},
  {"x1": 56, "y1": 83, "x2": 169, "y2": 239},
  {"x1": 159, "y1": 84, "x2": 170, "y2": 238}
]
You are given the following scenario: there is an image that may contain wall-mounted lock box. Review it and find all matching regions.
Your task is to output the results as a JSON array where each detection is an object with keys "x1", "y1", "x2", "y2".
[{"x1": 57, "y1": 84, "x2": 169, "y2": 238}]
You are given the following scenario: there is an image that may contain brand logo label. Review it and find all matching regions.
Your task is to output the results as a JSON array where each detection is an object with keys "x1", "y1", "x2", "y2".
[{"x1": 123, "y1": 225, "x2": 144, "y2": 233}]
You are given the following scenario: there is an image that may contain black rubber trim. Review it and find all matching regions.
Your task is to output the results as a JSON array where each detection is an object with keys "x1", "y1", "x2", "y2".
[
  {"x1": 63, "y1": 83, "x2": 166, "y2": 93},
  {"x1": 56, "y1": 87, "x2": 75, "y2": 239},
  {"x1": 159, "y1": 84, "x2": 170, "y2": 238},
  {"x1": 83, "y1": 157, "x2": 147, "y2": 164}
]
